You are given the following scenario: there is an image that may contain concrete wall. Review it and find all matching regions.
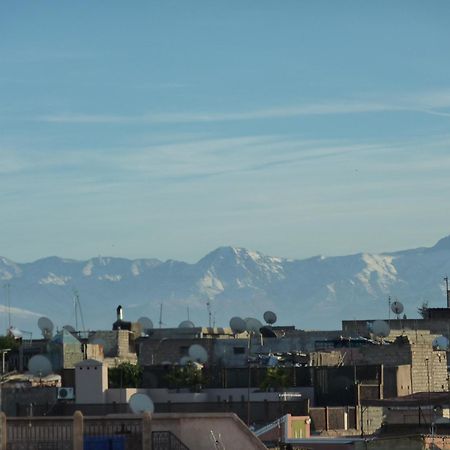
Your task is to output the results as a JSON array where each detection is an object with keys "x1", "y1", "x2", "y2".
[
  {"x1": 354, "y1": 435, "x2": 425, "y2": 450},
  {"x1": 151, "y1": 412, "x2": 267, "y2": 450}
]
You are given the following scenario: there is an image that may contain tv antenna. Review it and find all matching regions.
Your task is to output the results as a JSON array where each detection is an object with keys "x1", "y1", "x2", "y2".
[
  {"x1": 206, "y1": 300, "x2": 212, "y2": 328},
  {"x1": 159, "y1": 303, "x2": 164, "y2": 328},
  {"x1": 72, "y1": 289, "x2": 86, "y2": 333},
  {"x1": 3, "y1": 283, "x2": 11, "y2": 329},
  {"x1": 445, "y1": 276, "x2": 450, "y2": 308}
]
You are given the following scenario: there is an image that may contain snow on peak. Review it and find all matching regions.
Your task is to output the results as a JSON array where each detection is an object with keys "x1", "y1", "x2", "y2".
[{"x1": 39, "y1": 273, "x2": 71, "y2": 286}]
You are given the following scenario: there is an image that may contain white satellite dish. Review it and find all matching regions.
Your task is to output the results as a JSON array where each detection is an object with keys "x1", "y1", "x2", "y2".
[
  {"x1": 391, "y1": 301, "x2": 404, "y2": 316},
  {"x1": 138, "y1": 317, "x2": 153, "y2": 334},
  {"x1": 372, "y1": 320, "x2": 390, "y2": 338},
  {"x1": 263, "y1": 311, "x2": 277, "y2": 325},
  {"x1": 188, "y1": 344, "x2": 208, "y2": 363},
  {"x1": 178, "y1": 320, "x2": 195, "y2": 328},
  {"x1": 8, "y1": 327, "x2": 23, "y2": 339},
  {"x1": 433, "y1": 335, "x2": 449, "y2": 350},
  {"x1": 38, "y1": 317, "x2": 54, "y2": 339},
  {"x1": 62, "y1": 325, "x2": 76, "y2": 333},
  {"x1": 129, "y1": 393, "x2": 154, "y2": 414},
  {"x1": 245, "y1": 317, "x2": 263, "y2": 335},
  {"x1": 229, "y1": 317, "x2": 246, "y2": 334},
  {"x1": 28, "y1": 354, "x2": 52, "y2": 377}
]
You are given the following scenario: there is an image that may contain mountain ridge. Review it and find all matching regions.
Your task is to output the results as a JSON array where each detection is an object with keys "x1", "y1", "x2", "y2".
[{"x1": 1, "y1": 237, "x2": 450, "y2": 333}]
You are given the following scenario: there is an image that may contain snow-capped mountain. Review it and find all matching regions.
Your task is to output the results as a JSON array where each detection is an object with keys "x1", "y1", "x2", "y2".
[{"x1": 2, "y1": 237, "x2": 450, "y2": 334}]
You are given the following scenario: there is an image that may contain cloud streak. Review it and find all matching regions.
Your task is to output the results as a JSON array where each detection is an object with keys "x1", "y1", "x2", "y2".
[{"x1": 37, "y1": 89, "x2": 450, "y2": 125}]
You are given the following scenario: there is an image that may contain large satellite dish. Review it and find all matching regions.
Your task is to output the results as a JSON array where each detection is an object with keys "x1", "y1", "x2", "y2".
[
  {"x1": 433, "y1": 335, "x2": 449, "y2": 350},
  {"x1": 138, "y1": 317, "x2": 154, "y2": 334},
  {"x1": 391, "y1": 301, "x2": 404, "y2": 316},
  {"x1": 28, "y1": 354, "x2": 52, "y2": 377},
  {"x1": 263, "y1": 311, "x2": 277, "y2": 325},
  {"x1": 229, "y1": 317, "x2": 246, "y2": 334},
  {"x1": 38, "y1": 317, "x2": 54, "y2": 339},
  {"x1": 129, "y1": 393, "x2": 154, "y2": 414},
  {"x1": 188, "y1": 344, "x2": 208, "y2": 363},
  {"x1": 245, "y1": 317, "x2": 263, "y2": 335},
  {"x1": 178, "y1": 320, "x2": 195, "y2": 328},
  {"x1": 372, "y1": 320, "x2": 390, "y2": 338}
]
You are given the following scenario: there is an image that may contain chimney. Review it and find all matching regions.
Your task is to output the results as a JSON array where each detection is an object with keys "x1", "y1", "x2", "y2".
[{"x1": 116, "y1": 305, "x2": 123, "y2": 321}]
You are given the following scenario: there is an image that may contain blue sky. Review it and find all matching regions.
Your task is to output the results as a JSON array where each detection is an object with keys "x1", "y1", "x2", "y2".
[{"x1": 1, "y1": 1, "x2": 450, "y2": 263}]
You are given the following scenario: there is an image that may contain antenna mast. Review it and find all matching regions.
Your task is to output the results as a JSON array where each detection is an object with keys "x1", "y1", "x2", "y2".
[
  {"x1": 206, "y1": 300, "x2": 212, "y2": 328},
  {"x1": 159, "y1": 303, "x2": 163, "y2": 328},
  {"x1": 3, "y1": 283, "x2": 11, "y2": 329},
  {"x1": 445, "y1": 277, "x2": 450, "y2": 308},
  {"x1": 73, "y1": 289, "x2": 86, "y2": 333}
]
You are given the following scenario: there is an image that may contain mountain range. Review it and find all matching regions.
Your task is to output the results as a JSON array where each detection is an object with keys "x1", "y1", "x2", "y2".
[{"x1": 2, "y1": 236, "x2": 450, "y2": 335}]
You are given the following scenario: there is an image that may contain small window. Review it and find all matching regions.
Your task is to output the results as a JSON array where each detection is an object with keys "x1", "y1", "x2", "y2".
[{"x1": 233, "y1": 347, "x2": 245, "y2": 355}]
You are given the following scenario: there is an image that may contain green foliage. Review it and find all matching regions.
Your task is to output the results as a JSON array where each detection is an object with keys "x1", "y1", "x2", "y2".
[
  {"x1": 0, "y1": 335, "x2": 19, "y2": 351},
  {"x1": 109, "y1": 362, "x2": 143, "y2": 388},
  {"x1": 166, "y1": 362, "x2": 205, "y2": 391},
  {"x1": 260, "y1": 367, "x2": 290, "y2": 391}
]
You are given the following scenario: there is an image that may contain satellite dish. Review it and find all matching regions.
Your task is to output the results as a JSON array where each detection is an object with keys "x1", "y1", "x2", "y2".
[
  {"x1": 129, "y1": 393, "x2": 154, "y2": 414},
  {"x1": 188, "y1": 344, "x2": 208, "y2": 363},
  {"x1": 28, "y1": 354, "x2": 52, "y2": 377},
  {"x1": 433, "y1": 335, "x2": 449, "y2": 350},
  {"x1": 38, "y1": 317, "x2": 54, "y2": 339},
  {"x1": 391, "y1": 301, "x2": 404, "y2": 316},
  {"x1": 260, "y1": 326, "x2": 277, "y2": 338},
  {"x1": 178, "y1": 320, "x2": 195, "y2": 328},
  {"x1": 245, "y1": 317, "x2": 263, "y2": 335},
  {"x1": 372, "y1": 320, "x2": 390, "y2": 338},
  {"x1": 62, "y1": 325, "x2": 76, "y2": 333},
  {"x1": 138, "y1": 317, "x2": 154, "y2": 334},
  {"x1": 263, "y1": 311, "x2": 277, "y2": 325},
  {"x1": 179, "y1": 356, "x2": 193, "y2": 366},
  {"x1": 229, "y1": 317, "x2": 246, "y2": 334},
  {"x1": 8, "y1": 327, "x2": 23, "y2": 339}
]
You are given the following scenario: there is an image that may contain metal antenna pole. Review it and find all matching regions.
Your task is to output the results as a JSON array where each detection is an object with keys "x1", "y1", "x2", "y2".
[
  {"x1": 445, "y1": 277, "x2": 450, "y2": 308},
  {"x1": 159, "y1": 303, "x2": 163, "y2": 329},
  {"x1": 4, "y1": 283, "x2": 11, "y2": 329},
  {"x1": 207, "y1": 300, "x2": 212, "y2": 328}
]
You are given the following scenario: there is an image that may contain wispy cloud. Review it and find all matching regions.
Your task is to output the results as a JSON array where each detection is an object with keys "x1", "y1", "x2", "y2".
[{"x1": 37, "y1": 89, "x2": 450, "y2": 125}]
